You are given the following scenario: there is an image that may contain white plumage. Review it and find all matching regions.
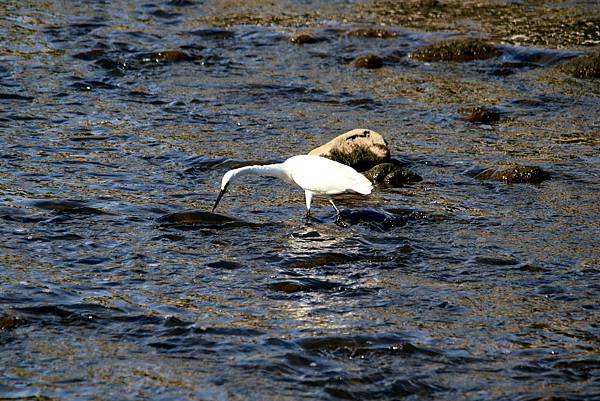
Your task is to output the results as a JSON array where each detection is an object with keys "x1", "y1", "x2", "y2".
[{"x1": 212, "y1": 155, "x2": 372, "y2": 220}]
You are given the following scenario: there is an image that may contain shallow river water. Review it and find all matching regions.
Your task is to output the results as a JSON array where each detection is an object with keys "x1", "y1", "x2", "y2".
[{"x1": 1, "y1": 1, "x2": 599, "y2": 400}]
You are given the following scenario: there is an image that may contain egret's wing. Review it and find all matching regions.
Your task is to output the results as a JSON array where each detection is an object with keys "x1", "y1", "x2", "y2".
[{"x1": 284, "y1": 155, "x2": 372, "y2": 195}]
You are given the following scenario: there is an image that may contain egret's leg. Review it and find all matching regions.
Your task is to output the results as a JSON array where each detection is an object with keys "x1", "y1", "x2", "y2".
[
  {"x1": 329, "y1": 199, "x2": 340, "y2": 218},
  {"x1": 329, "y1": 199, "x2": 348, "y2": 226},
  {"x1": 304, "y1": 190, "x2": 313, "y2": 221}
]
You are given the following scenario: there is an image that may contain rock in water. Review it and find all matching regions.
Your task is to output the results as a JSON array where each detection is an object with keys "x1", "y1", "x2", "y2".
[
  {"x1": 140, "y1": 50, "x2": 194, "y2": 63},
  {"x1": 31, "y1": 199, "x2": 110, "y2": 215},
  {"x1": 475, "y1": 165, "x2": 550, "y2": 184},
  {"x1": 353, "y1": 54, "x2": 384, "y2": 69},
  {"x1": 157, "y1": 210, "x2": 254, "y2": 229},
  {"x1": 308, "y1": 129, "x2": 390, "y2": 171},
  {"x1": 460, "y1": 106, "x2": 501, "y2": 124},
  {"x1": 290, "y1": 33, "x2": 320, "y2": 44},
  {"x1": 363, "y1": 162, "x2": 422, "y2": 187},
  {"x1": 410, "y1": 38, "x2": 502, "y2": 62}
]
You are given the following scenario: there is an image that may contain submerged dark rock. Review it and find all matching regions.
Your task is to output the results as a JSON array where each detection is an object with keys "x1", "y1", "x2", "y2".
[
  {"x1": 460, "y1": 106, "x2": 502, "y2": 124},
  {"x1": 559, "y1": 52, "x2": 600, "y2": 79},
  {"x1": 30, "y1": 200, "x2": 110, "y2": 215},
  {"x1": 411, "y1": 38, "x2": 502, "y2": 62},
  {"x1": 157, "y1": 210, "x2": 257, "y2": 229},
  {"x1": 363, "y1": 163, "x2": 422, "y2": 187},
  {"x1": 268, "y1": 278, "x2": 342, "y2": 293},
  {"x1": 475, "y1": 165, "x2": 550, "y2": 184},
  {"x1": 353, "y1": 54, "x2": 384, "y2": 69},
  {"x1": 206, "y1": 260, "x2": 244, "y2": 270},
  {"x1": 309, "y1": 129, "x2": 390, "y2": 171}
]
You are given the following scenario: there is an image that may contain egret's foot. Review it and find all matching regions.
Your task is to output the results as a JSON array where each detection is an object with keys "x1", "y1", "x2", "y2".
[
  {"x1": 305, "y1": 212, "x2": 315, "y2": 225},
  {"x1": 304, "y1": 212, "x2": 323, "y2": 226},
  {"x1": 334, "y1": 213, "x2": 348, "y2": 227}
]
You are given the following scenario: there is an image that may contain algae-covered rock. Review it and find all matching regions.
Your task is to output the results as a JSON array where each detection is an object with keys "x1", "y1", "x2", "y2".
[
  {"x1": 460, "y1": 106, "x2": 501, "y2": 124},
  {"x1": 353, "y1": 54, "x2": 384, "y2": 69},
  {"x1": 363, "y1": 163, "x2": 422, "y2": 187},
  {"x1": 309, "y1": 129, "x2": 390, "y2": 171},
  {"x1": 411, "y1": 38, "x2": 501, "y2": 62},
  {"x1": 475, "y1": 165, "x2": 550, "y2": 184},
  {"x1": 558, "y1": 52, "x2": 600, "y2": 79}
]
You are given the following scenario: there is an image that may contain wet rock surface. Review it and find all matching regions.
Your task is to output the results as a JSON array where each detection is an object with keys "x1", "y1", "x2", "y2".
[
  {"x1": 475, "y1": 165, "x2": 551, "y2": 184},
  {"x1": 353, "y1": 54, "x2": 384, "y2": 69},
  {"x1": 30, "y1": 200, "x2": 110, "y2": 215},
  {"x1": 157, "y1": 210, "x2": 258, "y2": 229},
  {"x1": 411, "y1": 38, "x2": 502, "y2": 62},
  {"x1": 139, "y1": 50, "x2": 195, "y2": 63},
  {"x1": 460, "y1": 106, "x2": 502, "y2": 124},
  {"x1": 363, "y1": 162, "x2": 422, "y2": 187},
  {"x1": 290, "y1": 33, "x2": 321, "y2": 45}
]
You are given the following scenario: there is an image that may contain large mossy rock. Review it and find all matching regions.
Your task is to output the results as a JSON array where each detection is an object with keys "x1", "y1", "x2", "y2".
[{"x1": 309, "y1": 129, "x2": 390, "y2": 171}]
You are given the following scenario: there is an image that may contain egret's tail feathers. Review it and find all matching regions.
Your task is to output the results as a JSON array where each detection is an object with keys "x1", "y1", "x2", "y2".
[{"x1": 353, "y1": 175, "x2": 373, "y2": 195}]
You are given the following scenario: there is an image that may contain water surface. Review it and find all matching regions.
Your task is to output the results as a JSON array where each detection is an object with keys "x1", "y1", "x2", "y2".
[{"x1": 1, "y1": 1, "x2": 599, "y2": 400}]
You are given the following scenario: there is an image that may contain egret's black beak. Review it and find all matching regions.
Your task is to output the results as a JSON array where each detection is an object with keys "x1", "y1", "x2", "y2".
[{"x1": 212, "y1": 184, "x2": 228, "y2": 213}]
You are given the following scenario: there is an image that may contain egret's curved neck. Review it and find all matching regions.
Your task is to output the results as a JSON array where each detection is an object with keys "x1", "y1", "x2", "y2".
[{"x1": 224, "y1": 163, "x2": 291, "y2": 187}]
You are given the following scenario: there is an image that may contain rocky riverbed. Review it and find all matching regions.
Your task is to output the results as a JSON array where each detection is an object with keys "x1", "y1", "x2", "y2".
[{"x1": 1, "y1": 0, "x2": 598, "y2": 400}]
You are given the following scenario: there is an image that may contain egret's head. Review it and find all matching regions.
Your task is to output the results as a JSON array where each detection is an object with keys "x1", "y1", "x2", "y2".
[{"x1": 211, "y1": 170, "x2": 235, "y2": 212}]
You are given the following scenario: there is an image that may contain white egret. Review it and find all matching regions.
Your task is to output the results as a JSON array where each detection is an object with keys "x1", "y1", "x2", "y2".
[{"x1": 212, "y1": 155, "x2": 373, "y2": 221}]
